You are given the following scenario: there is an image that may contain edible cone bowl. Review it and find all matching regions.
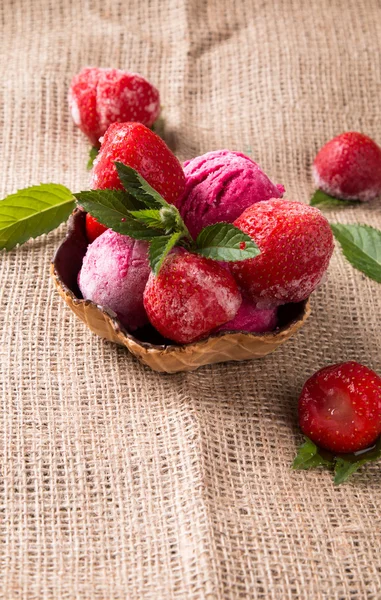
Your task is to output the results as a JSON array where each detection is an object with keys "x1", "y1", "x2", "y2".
[{"x1": 50, "y1": 210, "x2": 311, "y2": 373}]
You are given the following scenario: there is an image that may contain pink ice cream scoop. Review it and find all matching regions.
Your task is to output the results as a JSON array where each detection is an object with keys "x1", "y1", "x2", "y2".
[
  {"x1": 78, "y1": 229, "x2": 150, "y2": 331},
  {"x1": 215, "y1": 298, "x2": 277, "y2": 333},
  {"x1": 176, "y1": 150, "x2": 285, "y2": 238}
]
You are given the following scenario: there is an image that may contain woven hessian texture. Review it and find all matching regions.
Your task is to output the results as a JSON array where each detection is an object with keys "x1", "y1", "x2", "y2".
[{"x1": 1, "y1": 0, "x2": 381, "y2": 598}]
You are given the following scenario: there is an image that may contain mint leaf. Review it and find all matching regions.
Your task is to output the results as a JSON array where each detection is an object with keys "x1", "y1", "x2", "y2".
[
  {"x1": 149, "y1": 231, "x2": 183, "y2": 274},
  {"x1": 293, "y1": 438, "x2": 333, "y2": 470},
  {"x1": 128, "y1": 209, "x2": 165, "y2": 230},
  {"x1": 334, "y1": 437, "x2": 381, "y2": 485},
  {"x1": 0, "y1": 184, "x2": 74, "y2": 251},
  {"x1": 334, "y1": 458, "x2": 363, "y2": 485},
  {"x1": 129, "y1": 205, "x2": 182, "y2": 234},
  {"x1": 74, "y1": 189, "x2": 161, "y2": 240},
  {"x1": 293, "y1": 436, "x2": 381, "y2": 484},
  {"x1": 195, "y1": 223, "x2": 260, "y2": 261},
  {"x1": 87, "y1": 146, "x2": 99, "y2": 170},
  {"x1": 115, "y1": 162, "x2": 167, "y2": 209},
  {"x1": 331, "y1": 223, "x2": 381, "y2": 283},
  {"x1": 310, "y1": 190, "x2": 359, "y2": 208}
]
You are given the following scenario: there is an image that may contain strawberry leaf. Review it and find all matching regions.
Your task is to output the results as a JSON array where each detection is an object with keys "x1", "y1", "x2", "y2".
[
  {"x1": 74, "y1": 189, "x2": 161, "y2": 240},
  {"x1": 331, "y1": 223, "x2": 381, "y2": 283},
  {"x1": 293, "y1": 436, "x2": 381, "y2": 484},
  {"x1": 87, "y1": 146, "x2": 99, "y2": 170},
  {"x1": 115, "y1": 162, "x2": 167, "y2": 209},
  {"x1": 310, "y1": 190, "x2": 359, "y2": 208},
  {"x1": 195, "y1": 223, "x2": 260, "y2": 261},
  {"x1": 0, "y1": 184, "x2": 75, "y2": 251},
  {"x1": 149, "y1": 231, "x2": 183, "y2": 274},
  {"x1": 292, "y1": 438, "x2": 333, "y2": 470},
  {"x1": 334, "y1": 437, "x2": 381, "y2": 485}
]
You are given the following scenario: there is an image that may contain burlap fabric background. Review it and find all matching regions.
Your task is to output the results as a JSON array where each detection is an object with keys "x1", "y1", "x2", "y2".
[{"x1": 1, "y1": 1, "x2": 381, "y2": 598}]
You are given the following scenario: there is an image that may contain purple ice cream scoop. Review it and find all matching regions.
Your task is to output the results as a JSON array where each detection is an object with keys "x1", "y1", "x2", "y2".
[
  {"x1": 176, "y1": 150, "x2": 285, "y2": 238},
  {"x1": 78, "y1": 229, "x2": 150, "y2": 331},
  {"x1": 215, "y1": 298, "x2": 277, "y2": 333}
]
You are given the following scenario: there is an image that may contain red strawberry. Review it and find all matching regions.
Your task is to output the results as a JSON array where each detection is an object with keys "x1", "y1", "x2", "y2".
[
  {"x1": 68, "y1": 67, "x2": 160, "y2": 146},
  {"x1": 298, "y1": 362, "x2": 381, "y2": 453},
  {"x1": 143, "y1": 250, "x2": 242, "y2": 344},
  {"x1": 85, "y1": 213, "x2": 108, "y2": 243},
  {"x1": 231, "y1": 199, "x2": 334, "y2": 307},
  {"x1": 313, "y1": 132, "x2": 381, "y2": 202},
  {"x1": 90, "y1": 122, "x2": 186, "y2": 205}
]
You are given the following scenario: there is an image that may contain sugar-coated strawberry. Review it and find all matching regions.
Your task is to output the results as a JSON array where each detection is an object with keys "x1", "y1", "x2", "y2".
[
  {"x1": 91, "y1": 122, "x2": 186, "y2": 205},
  {"x1": 231, "y1": 199, "x2": 334, "y2": 307},
  {"x1": 313, "y1": 132, "x2": 381, "y2": 201},
  {"x1": 85, "y1": 213, "x2": 108, "y2": 243},
  {"x1": 68, "y1": 67, "x2": 160, "y2": 146},
  {"x1": 298, "y1": 362, "x2": 381, "y2": 453},
  {"x1": 143, "y1": 250, "x2": 242, "y2": 344}
]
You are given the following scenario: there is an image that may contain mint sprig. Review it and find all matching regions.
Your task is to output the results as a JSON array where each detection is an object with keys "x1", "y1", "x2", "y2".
[
  {"x1": 331, "y1": 223, "x2": 381, "y2": 283},
  {"x1": 293, "y1": 436, "x2": 381, "y2": 484},
  {"x1": 0, "y1": 184, "x2": 75, "y2": 251},
  {"x1": 77, "y1": 162, "x2": 259, "y2": 274}
]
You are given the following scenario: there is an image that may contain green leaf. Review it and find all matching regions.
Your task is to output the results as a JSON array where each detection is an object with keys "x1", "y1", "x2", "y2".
[
  {"x1": 115, "y1": 162, "x2": 167, "y2": 209},
  {"x1": 292, "y1": 438, "x2": 333, "y2": 470},
  {"x1": 293, "y1": 436, "x2": 381, "y2": 485},
  {"x1": 310, "y1": 190, "x2": 359, "y2": 208},
  {"x1": 149, "y1": 231, "x2": 183, "y2": 274},
  {"x1": 331, "y1": 223, "x2": 381, "y2": 283},
  {"x1": 74, "y1": 189, "x2": 161, "y2": 240},
  {"x1": 129, "y1": 205, "x2": 182, "y2": 234},
  {"x1": 128, "y1": 209, "x2": 165, "y2": 230},
  {"x1": 334, "y1": 437, "x2": 381, "y2": 485},
  {"x1": 87, "y1": 146, "x2": 99, "y2": 170},
  {"x1": 195, "y1": 223, "x2": 260, "y2": 262},
  {"x1": 0, "y1": 184, "x2": 75, "y2": 251},
  {"x1": 334, "y1": 458, "x2": 363, "y2": 485}
]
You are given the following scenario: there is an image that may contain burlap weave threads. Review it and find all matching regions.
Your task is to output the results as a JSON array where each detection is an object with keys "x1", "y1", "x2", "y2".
[{"x1": 1, "y1": 0, "x2": 381, "y2": 598}]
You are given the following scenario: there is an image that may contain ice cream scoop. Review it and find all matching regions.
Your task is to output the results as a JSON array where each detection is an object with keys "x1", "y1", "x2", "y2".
[
  {"x1": 78, "y1": 229, "x2": 150, "y2": 330},
  {"x1": 176, "y1": 150, "x2": 285, "y2": 238},
  {"x1": 215, "y1": 298, "x2": 277, "y2": 333}
]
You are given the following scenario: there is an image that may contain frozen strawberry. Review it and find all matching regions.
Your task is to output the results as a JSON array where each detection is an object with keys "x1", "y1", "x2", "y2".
[
  {"x1": 143, "y1": 250, "x2": 242, "y2": 344},
  {"x1": 90, "y1": 122, "x2": 186, "y2": 205},
  {"x1": 85, "y1": 213, "x2": 108, "y2": 243},
  {"x1": 231, "y1": 199, "x2": 334, "y2": 307},
  {"x1": 68, "y1": 67, "x2": 160, "y2": 146},
  {"x1": 298, "y1": 362, "x2": 381, "y2": 453},
  {"x1": 313, "y1": 132, "x2": 381, "y2": 201},
  {"x1": 215, "y1": 298, "x2": 277, "y2": 333}
]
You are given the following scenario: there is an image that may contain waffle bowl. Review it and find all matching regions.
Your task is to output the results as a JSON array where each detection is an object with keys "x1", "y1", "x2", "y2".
[{"x1": 50, "y1": 210, "x2": 311, "y2": 373}]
